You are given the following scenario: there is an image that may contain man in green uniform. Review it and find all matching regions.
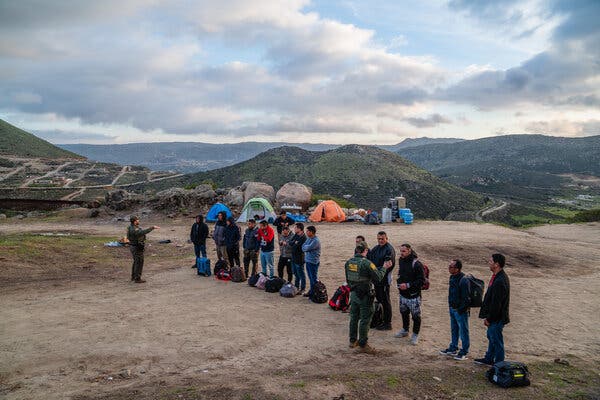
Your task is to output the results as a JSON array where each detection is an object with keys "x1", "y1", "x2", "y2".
[
  {"x1": 345, "y1": 241, "x2": 392, "y2": 353},
  {"x1": 127, "y1": 215, "x2": 159, "y2": 283}
]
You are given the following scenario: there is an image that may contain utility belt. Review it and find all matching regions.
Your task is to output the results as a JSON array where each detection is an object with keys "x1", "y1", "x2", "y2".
[{"x1": 351, "y1": 284, "x2": 375, "y2": 300}]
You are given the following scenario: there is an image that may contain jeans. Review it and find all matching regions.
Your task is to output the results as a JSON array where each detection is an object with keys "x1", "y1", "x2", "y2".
[
  {"x1": 485, "y1": 321, "x2": 505, "y2": 363},
  {"x1": 292, "y1": 262, "x2": 306, "y2": 291},
  {"x1": 260, "y1": 251, "x2": 275, "y2": 277},
  {"x1": 194, "y1": 243, "x2": 207, "y2": 258},
  {"x1": 305, "y1": 261, "x2": 319, "y2": 295},
  {"x1": 449, "y1": 308, "x2": 470, "y2": 354}
]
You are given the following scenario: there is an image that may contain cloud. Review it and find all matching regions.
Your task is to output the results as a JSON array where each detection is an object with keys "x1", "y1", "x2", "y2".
[
  {"x1": 405, "y1": 113, "x2": 452, "y2": 128},
  {"x1": 33, "y1": 129, "x2": 117, "y2": 143},
  {"x1": 524, "y1": 119, "x2": 600, "y2": 137}
]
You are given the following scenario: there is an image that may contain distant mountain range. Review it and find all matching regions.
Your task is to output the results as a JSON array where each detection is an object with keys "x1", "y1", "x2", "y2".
[
  {"x1": 0, "y1": 119, "x2": 82, "y2": 159},
  {"x1": 58, "y1": 137, "x2": 464, "y2": 173},
  {"x1": 142, "y1": 145, "x2": 484, "y2": 219}
]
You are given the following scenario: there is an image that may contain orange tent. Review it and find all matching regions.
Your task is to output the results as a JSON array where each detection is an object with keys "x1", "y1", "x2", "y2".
[{"x1": 309, "y1": 200, "x2": 346, "y2": 222}]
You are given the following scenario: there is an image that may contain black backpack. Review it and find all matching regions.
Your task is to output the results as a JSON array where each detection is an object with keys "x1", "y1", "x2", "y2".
[
  {"x1": 248, "y1": 273, "x2": 260, "y2": 287},
  {"x1": 370, "y1": 301, "x2": 383, "y2": 328},
  {"x1": 265, "y1": 277, "x2": 286, "y2": 293},
  {"x1": 213, "y1": 259, "x2": 229, "y2": 276},
  {"x1": 310, "y1": 280, "x2": 328, "y2": 303},
  {"x1": 463, "y1": 274, "x2": 485, "y2": 308},
  {"x1": 486, "y1": 361, "x2": 531, "y2": 388}
]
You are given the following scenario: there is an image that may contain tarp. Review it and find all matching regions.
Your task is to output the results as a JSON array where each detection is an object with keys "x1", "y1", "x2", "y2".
[
  {"x1": 206, "y1": 202, "x2": 233, "y2": 222},
  {"x1": 237, "y1": 197, "x2": 277, "y2": 223},
  {"x1": 309, "y1": 200, "x2": 346, "y2": 222},
  {"x1": 287, "y1": 212, "x2": 307, "y2": 222}
]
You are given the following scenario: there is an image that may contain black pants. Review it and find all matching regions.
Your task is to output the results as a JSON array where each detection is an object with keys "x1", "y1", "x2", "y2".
[
  {"x1": 227, "y1": 244, "x2": 240, "y2": 268},
  {"x1": 130, "y1": 246, "x2": 144, "y2": 281},
  {"x1": 277, "y1": 256, "x2": 293, "y2": 282},
  {"x1": 243, "y1": 249, "x2": 258, "y2": 276},
  {"x1": 374, "y1": 284, "x2": 392, "y2": 326}
]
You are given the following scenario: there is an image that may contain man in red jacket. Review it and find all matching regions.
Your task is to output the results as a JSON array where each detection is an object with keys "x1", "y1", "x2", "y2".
[{"x1": 257, "y1": 220, "x2": 275, "y2": 278}]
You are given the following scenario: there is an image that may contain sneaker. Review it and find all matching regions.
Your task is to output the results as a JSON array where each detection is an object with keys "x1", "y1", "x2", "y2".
[
  {"x1": 474, "y1": 357, "x2": 493, "y2": 366},
  {"x1": 349, "y1": 340, "x2": 358, "y2": 348},
  {"x1": 302, "y1": 292, "x2": 311, "y2": 297},
  {"x1": 453, "y1": 353, "x2": 468, "y2": 361},
  {"x1": 375, "y1": 324, "x2": 392, "y2": 331},
  {"x1": 357, "y1": 344, "x2": 377, "y2": 355},
  {"x1": 394, "y1": 329, "x2": 409, "y2": 338},
  {"x1": 134, "y1": 279, "x2": 146, "y2": 283},
  {"x1": 191, "y1": 264, "x2": 197, "y2": 269},
  {"x1": 439, "y1": 348, "x2": 458, "y2": 356},
  {"x1": 410, "y1": 333, "x2": 419, "y2": 345}
]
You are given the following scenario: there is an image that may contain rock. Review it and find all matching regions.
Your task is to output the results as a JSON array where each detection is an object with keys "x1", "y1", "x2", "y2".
[
  {"x1": 105, "y1": 189, "x2": 141, "y2": 211},
  {"x1": 88, "y1": 209, "x2": 100, "y2": 218},
  {"x1": 192, "y1": 184, "x2": 216, "y2": 201},
  {"x1": 60, "y1": 207, "x2": 90, "y2": 219},
  {"x1": 0, "y1": 214, "x2": 6, "y2": 219},
  {"x1": 150, "y1": 186, "x2": 215, "y2": 212},
  {"x1": 118, "y1": 369, "x2": 131, "y2": 379},
  {"x1": 16, "y1": 214, "x2": 25, "y2": 219},
  {"x1": 87, "y1": 200, "x2": 102, "y2": 209},
  {"x1": 276, "y1": 182, "x2": 312, "y2": 211},
  {"x1": 224, "y1": 188, "x2": 244, "y2": 207},
  {"x1": 243, "y1": 182, "x2": 275, "y2": 204},
  {"x1": 27, "y1": 211, "x2": 42, "y2": 218}
]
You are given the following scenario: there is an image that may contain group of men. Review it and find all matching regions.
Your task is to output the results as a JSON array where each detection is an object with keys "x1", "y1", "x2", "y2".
[{"x1": 345, "y1": 231, "x2": 510, "y2": 368}]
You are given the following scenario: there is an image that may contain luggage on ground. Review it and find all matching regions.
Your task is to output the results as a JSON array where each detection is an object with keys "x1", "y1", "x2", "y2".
[
  {"x1": 310, "y1": 280, "x2": 328, "y2": 303},
  {"x1": 486, "y1": 361, "x2": 531, "y2": 388},
  {"x1": 265, "y1": 277, "x2": 286, "y2": 293},
  {"x1": 463, "y1": 274, "x2": 485, "y2": 307},
  {"x1": 230, "y1": 266, "x2": 247, "y2": 282},
  {"x1": 248, "y1": 273, "x2": 260, "y2": 287},
  {"x1": 216, "y1": 269, "x2": 231, "y2": 281},
  {"x1": 328, "y1": 284, "x2": 351, "y2": 311},
  {"x1": 196, "y1": 257, "x2": 211, "y2": 277},
  {"x1": 213, "y1": 259, "x2": 229, "y2": 276},
  {"x1": 256, "y1": 273, "x2": 268, "y2": 290},
  {"x1": 370, "y1": 301, "x2": 383, "y2": 328},
  {"x1": 280, "y1": 283, "x2": 299, "y2": 298}
]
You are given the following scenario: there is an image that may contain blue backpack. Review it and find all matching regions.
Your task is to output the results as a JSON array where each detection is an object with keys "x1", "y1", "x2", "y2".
[{"x1": 197, "y1": 257, "x2": 211, "y2": 277}]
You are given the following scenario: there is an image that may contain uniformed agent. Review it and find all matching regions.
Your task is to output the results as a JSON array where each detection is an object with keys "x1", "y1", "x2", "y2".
[
  {"x1": 345, "y1": 241, "x2": 392, "y2": 353},
  {"x1": 127, "y1": 215, "x2": 159, "y2": 283}
]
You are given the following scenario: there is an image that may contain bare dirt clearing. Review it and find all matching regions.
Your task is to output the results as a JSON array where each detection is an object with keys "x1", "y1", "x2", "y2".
[{"x1": 1, "y1": 217, "x2": 599, "y2": 399}]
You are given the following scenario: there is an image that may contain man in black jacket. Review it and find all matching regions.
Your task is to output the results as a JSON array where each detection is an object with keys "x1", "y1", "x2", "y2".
[
  {"x1": 439, "y1": 259, "x2": 471, "y2": 360},
  {"x1": 289, "y1": 222, "x2": 307, "y2": 294},
  {"x1": 475, "y1": 253, "x2": 510, "y2": 366},
  {"x1": 190, "y1": 214, "x2": 209, "y2": 267},
  {"x1": 367, "y1": 231, "x2": 396, "y2": 330},
  {"x1": 273, "y1": 211, "x2": 295, "y2": 237},
  {"x1": 394, "y1": 243, "x2": 424, "y2": 345}
]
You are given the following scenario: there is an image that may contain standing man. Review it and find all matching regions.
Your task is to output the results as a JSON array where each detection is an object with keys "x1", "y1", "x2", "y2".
[
  {"x1": 212, "y1": 211, "x2": 228, "y2": 261},
  {"x1": 224, "y1": 216, "x2": 241, "y2": 268},
  {"x1": 277, "y1": 226, "x2": 294, "y2": 282},
  {"x1": 257, "y1": 220, "x2": 275, "y2": 277},
  {"x1": 439, "y1": 259, "x2": 471, "y2": 360},
  {"x1": 273, "y1": 211, "x2": 295, "y2": 237},
  {"x1": 345, "y1": 241, "x2": 391, "y2": 353},
  {"x1": 395, "y1": 243, "x2": 425, "y2": 345},
  {"x1": 475, "y1": 253, "x2": 510, "y2": 366},
  {"x1": 190, "y1": 214, "x2": 209, "y2": 268},
  {"x1": 242, "y1": 219, "x2": 260, "y2": 277},
  {"x1": 302, "y1": 225, "x2": 321, "y2": 298},
  {"x1": 127, "y1": 216, "x2": 159, "y2": 283},
  {"x1": 367, "y1": 231, "x2": 396, "y2": 331},
  {"x1": 355, "y1": 235, "x2": 366, "y2": 245},
  {"x1": 289, "y1": 222, "x2": 307, "y2": 294}
]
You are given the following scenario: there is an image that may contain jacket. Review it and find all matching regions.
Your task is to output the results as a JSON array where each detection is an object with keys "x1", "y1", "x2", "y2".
[
  {"x1": 278, "y1": 232, "x2": 294, "y2": 258},
  {"x1": 367, "y1": 243, "x2": 396, "y2": 286},
  {"x1": 257, "y1": 225, "x2": 275, "y2": 252},
  {"x1": 289, "y1": 232, "x2": 306, "y2": 264},
  {"x1": 127, "y1": 224, "x2": 154, "y2": 247},
  {"x1": 396, "y1": 253, "x2": 424, "y2": 299},
  {"x1": 212, "y1": 220, "x2": 226, "y2": 246},
  {"x1": 479, "y1": 269, "x2": 510, "y2": 324},
  {"x1": 448, "y1": 272, "x2": 470, "y2": 314},
  {"x1": 190, "y1": 222, "x2": 209, "y2": 245},
  {"x1": 273, "y1": 215, "x2": 296, "y2": 235},
  {"x1": 224, "y1": 221, "x2": 241, "y2": 247},
  {"x1": 345, "y1": 254, "x2": 385, "y2": 297},
  {"x1": 302, "y1": 236, "x2": 321, "y2": 264},
  {"x1": 243, "y1": 227, "x2": 259, "y2": 251}
]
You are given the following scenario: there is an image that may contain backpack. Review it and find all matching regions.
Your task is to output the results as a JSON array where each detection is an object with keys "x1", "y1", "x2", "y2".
[
  {"x1": 248, "y1": 273, "x2": 260, "y2": 287},
  {"x1": 310, "y1": 280, "x2": 328, "y2": 303},
  {"x1": 265, "y1": 277, "x2": 286, "y2": 293},
  {"x1": 370, "y1": 301, "x2": 383, "y2": 328},
  {"x1": 216, "y1": 269, "x2": 231, "y2": 281},
  {"x1": 328, "y1": 284, "x2": 351, "y2": 312},
  {"x1": 486, "y1": 361, "x2": 531, "y2": 388},
  {"x1": 230, "y1": 266, "x2": 246, "y2": 282},
  {"x1": 196, "y1": 257, "x2": 211, "y2": 277},
  {"x1": 256, "y1": 273, "x2": 268, "y2": 290},
  {"x1": 214, "y1": 259, "x2": 229, "y2": 276},
  {"x1": 280, "y1": 283, "x2": 299, "y2": 298},
  {"x1": 412, "y1": 259, "x2": 430, "y2": 290},
  {"x1": 463, "y1": 274, "x2": 485, "y2": 308}
]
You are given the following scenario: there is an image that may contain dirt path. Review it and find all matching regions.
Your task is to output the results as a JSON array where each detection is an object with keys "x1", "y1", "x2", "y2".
[
  {"x1": 1, "y1": 219, "x2": 599, "y2": 399},
  {"x1": 19, "y1": 161, "x2": 73, "y2": 188}
]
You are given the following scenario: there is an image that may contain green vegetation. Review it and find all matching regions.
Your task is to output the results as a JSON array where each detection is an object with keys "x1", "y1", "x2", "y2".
[
  {"x1": 311, "y1": 194, "x2": 356, "y2": 208},
  {"x1": 569, "y1": 208, "x2": 600, "y2": 222},
  {"x1": 0, "y1": 118, "x2": 83, "y2": 159},
  {"x1": 0, "y1": 157, "x2": 17, "y2": 168}
]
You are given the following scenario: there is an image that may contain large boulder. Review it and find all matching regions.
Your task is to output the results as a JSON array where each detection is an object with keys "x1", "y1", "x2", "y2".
[
  {"x1": 224, "y1": 188, "x2": 244, "y2": 207},
  {"x1": 242, "y1": 182, "x2": 275, "y2": 204},
  {"x1": 105, "y1": 189, "x2": 141, "y2": 211},
  {"x1": 276, "y1": 182, "x2": 312, "y2": 211},
  {"x1": 151, "y1": 186, "x2": 216, "y2": 212},
  {"x1": 192, "y1": 184, "x2": 217, "y2": 201}
]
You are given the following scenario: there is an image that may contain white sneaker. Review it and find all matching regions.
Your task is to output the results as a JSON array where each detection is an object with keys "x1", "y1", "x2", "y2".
[
  {"x1": 394, "y1": 329, "x2": 409, "y2": 338},
  {"x1": 410, "y1": 333, "x2": 419, "y2": 345}
]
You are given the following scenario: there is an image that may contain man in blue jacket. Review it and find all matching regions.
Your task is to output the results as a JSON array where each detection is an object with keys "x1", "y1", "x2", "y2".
[
  {"x1": 242, "y1": 219, "x2": 260, "y2": 277},
  {"x1": 439, "y1": 259, "x2": 471, "y2": 360},
  {"x1": 301, "y1": 225, "x2": 321, "y2": 298}
]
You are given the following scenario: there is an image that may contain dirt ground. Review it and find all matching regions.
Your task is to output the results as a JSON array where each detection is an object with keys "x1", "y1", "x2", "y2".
[{"x1": 1, "y1": 215, "x2": 599, "y2": 400}]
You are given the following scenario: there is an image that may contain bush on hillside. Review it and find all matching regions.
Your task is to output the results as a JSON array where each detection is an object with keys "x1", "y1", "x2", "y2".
[
  {"x1": 310, "y1": 194, "x2": 356, "y2": 209},
  {"x1": 569, "y1": 208, "x2": 600, "y2": 223}
]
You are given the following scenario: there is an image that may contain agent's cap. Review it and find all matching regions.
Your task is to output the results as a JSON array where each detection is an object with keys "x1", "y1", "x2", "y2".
[
  {"x1": 355, "y1": 241, "x2": 369, "y2": 254},
  {"x1": 130, "y1": 215, "x2": 139, "y2": 223}
]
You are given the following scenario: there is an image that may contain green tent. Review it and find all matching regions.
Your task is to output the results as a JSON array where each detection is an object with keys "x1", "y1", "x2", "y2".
[{"x1": 237, "y1": 197, "x2": 277, "y2": 223}]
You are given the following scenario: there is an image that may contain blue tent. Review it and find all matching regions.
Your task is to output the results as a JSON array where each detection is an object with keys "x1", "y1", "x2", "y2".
[{"x1": 206, "y1": 202, "x2": 233, "y2": 222}]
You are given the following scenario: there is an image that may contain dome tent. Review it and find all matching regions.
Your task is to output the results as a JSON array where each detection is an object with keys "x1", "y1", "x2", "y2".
[
  {"x1": 237, "y1": 197, "x2": 277, "y2": 223},
  {"x1": 309, "y1": 200, "x2": 346, "y2": 222},
  {"x1": 206, "y1": 202, "x2": 233, "y2": 222}
]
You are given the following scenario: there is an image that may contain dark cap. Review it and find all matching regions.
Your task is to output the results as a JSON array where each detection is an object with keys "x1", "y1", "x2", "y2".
[
  {"x1": 355, "y1": 241, "x2": 368, "y2": 254},
  {"x1": 259, "y1": 219, "x2": 268, "y2": 225},
  {"x1": 130, "y1": 215, "x2": 139, "y2": 223}
]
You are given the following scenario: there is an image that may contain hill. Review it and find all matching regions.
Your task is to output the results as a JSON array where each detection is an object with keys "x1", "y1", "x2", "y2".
[
  {"x1": 0, "y1": 119, "x2": 83, "y2": 159},
  {"x1": 396, "y1": 134, "x2": 600, "y2": 204},
  {"x1": 145, "y1": 145, "x2": 484, "y2": 219}
]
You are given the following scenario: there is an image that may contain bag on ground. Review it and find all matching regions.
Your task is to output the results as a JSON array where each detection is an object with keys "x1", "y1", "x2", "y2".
[
  {"x1": 214, "y1": 259, "x2": 229, "y2": 276},
  {"x1": 328, "y1": 284, "x2": 351, "y2": 311},
  {"x1": 230, "y1": 266, "x2": 247, "y2": 282},
  {"x1": 370, "y1": 301, "x2": 383, "y2": 328},
  {"x1": 486, "y1": 361, "x2": 531, "y2": 388},
  {"x1": 310, "y1": 280, "x2": 328, "y2": 303},
  {"x1": 216, "y1": 269, "x2": 231, "y2": 281},
  {"x1": 265, "y1": 277, "x2": 286, "y2": 293},
  {"x1": 280, "y1": 283, "x2": 299, "y2": 298},
  {"x1": 255, "y1": 273, "x2": 268, "y2": 290},
  {"x1": 248, "y1": 273, "x2": 260, "y2": 287},
  {"x1": 196, "y1": 257, "x2": 211, "y2": 277},
  {"x1": 463, "y1": 274, "x2": 485, "y2": 307}
]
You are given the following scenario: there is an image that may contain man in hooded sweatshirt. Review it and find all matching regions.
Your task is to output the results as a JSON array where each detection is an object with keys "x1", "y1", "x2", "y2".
[
  {"x1": 190, "y1": 214, "x2": 209, "y2": 268},
  {"x1": 212, "y1": 211, "x2": 228, "y2": 261},
  {"x1": 224, "y1": 216, "x2": 241, "y2": 268},
  {"x1": 257, "y1": 220, "x2": 275, "y2": 277},
  {"x1": 395, "y1": 243, "x2": 425, "y2": 345}
]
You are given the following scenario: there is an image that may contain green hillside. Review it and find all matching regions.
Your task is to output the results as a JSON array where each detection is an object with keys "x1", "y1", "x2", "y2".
[
  {"x1": 147, "y1": 145, "x2": 485, "y2": 219},
  {"x1": 0, "y1": 118, "x2": 83, "y2": 159}
]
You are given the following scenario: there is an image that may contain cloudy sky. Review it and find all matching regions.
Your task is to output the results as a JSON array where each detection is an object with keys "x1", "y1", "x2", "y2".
[{"x1": 0, "y1": 0, "x2": 598, "y2": 144}]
